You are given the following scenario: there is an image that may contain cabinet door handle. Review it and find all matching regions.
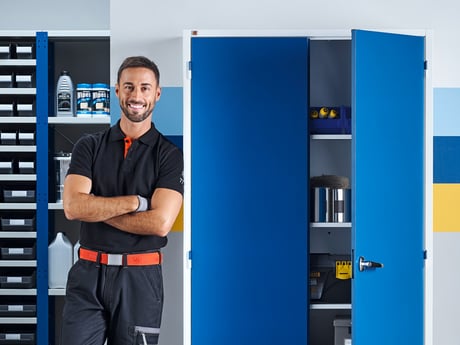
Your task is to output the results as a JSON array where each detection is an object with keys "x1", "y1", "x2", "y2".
[{"x1": 358, "y1": 256, "x2": 384, "y2": 272}]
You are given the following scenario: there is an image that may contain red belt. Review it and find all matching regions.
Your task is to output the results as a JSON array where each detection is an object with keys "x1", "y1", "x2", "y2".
[{"x1": 79, "y1": 247, "x2": 162, "y2": 266}]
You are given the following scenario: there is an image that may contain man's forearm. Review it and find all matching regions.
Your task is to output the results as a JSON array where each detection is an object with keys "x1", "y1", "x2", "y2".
[
  {"x1": 105, "y1": 209, "x2": 170, "y2": 237},
  {"x1": 64, "y1": 193, "x2": 139, "y2": 222}
]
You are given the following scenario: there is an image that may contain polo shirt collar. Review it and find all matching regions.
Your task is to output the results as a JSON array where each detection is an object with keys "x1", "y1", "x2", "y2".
[{"x1": 109, "y1": 119, "x2": 160, "y2": 146}]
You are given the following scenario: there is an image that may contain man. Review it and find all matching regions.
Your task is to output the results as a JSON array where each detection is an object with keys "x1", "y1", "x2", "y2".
[{"x1": 61, "y1": 56, "x2": 183, "y2": 345}]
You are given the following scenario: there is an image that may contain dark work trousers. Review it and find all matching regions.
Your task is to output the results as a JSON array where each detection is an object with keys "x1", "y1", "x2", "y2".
[{"x1": 60, "y1": 258, "x2": 164, "y2": 345}]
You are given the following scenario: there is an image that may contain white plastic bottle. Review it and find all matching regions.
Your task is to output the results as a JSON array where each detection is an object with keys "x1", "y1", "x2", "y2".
[
  {"x1": 56, "y1": 70, "x2": 74, "y2": 116},
  {"x1": 48, "y1": 232, "x2": 73, "y2": 288},
  {"x1": 73, "y1": 240, "x2": 80, "y2": 264}
]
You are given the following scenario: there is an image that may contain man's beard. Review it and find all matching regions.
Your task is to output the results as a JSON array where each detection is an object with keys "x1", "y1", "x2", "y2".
[{"x1": 120, "y1": 102, "x2": 153, "y2": 123}]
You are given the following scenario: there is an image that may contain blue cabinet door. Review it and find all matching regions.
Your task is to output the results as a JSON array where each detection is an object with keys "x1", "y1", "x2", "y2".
[
  {"x1": 190, "y1": 37, "x2": 309, "y2": 345},
  {"x1": 352, "y1": 30, "x2": 425, "y2": 345}
]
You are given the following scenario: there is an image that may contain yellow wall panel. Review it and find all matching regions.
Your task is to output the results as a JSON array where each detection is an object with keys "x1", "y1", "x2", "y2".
[
  {"x1": 434, "y1": 184, "x2": 460, "y2": 231},
  {"x1": 171, "y1": 204, "x2": 183, "y2": 232}
]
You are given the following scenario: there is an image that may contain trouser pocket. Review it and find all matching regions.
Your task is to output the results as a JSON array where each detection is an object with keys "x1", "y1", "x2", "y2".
[{"x1": 130, "y1": 326, "x2": 160, "y2": 345}]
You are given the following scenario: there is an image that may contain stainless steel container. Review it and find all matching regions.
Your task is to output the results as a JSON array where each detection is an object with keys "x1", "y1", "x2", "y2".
[
  {"x1": 311, "y1": 187, "x2": 334, "y2": 222},
  {"x1": 332, "y1": 188, "x2": 351, "y2": 223},
  {"x1": 54, "y1": 153, "x2": 71, "y2": 202}
]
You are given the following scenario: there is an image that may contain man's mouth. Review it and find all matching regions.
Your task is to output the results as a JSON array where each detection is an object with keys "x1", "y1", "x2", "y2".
[{"x1": 128, "y1": 103, "x2": 145, "y2": 110}]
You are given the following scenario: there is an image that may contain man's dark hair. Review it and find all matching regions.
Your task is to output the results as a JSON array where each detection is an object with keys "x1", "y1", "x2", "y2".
[{"x1": 117, "y1": 56, "x2": 160, "y2": 84}]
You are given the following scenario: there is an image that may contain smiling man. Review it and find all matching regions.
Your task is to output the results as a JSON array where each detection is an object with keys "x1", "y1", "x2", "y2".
[{"x1": 61, "y1": 56, "x2": 184, "y2": 345}]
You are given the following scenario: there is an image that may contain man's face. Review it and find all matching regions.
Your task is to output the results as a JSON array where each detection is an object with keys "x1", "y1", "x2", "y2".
[{"x1": 115, "y1": 67, "x2": 161, "y2": 123}]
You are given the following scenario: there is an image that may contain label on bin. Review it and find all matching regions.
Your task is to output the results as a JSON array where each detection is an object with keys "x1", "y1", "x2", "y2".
[
  {"x1": 9, "y1": 219, "x2": 25, "y2": 225},
  {"x1": 8, "y1": 305, "x2": 24, "y2": 311},
  {"x1": 8, "y1": 248, "x2": 25, "y2": 254},
  {"x1": 11, "y1": 191, "x2": 28, "y2": 197},
  {"x1": 7, "y1": 277, "x2": 23, "y2": 283},
  {"x1": 16, "y1": 75, "x2": 32, "y2": 82},
  {"x1": 17, "y1": 104, "x2": 33, "y2": 111},
  {"x1": 16, "y1": 46, "x2": 33, "y2": 53},
  {"x1": 5, "y1": 334, "x2": 21, "y2": 340}
]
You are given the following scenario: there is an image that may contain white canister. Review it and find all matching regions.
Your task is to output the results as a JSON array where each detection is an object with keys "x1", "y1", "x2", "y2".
[
  {"x1": 73, "y1": 240, "x2": 80, "y2": 264},
  {"x1": 48, "y1": 232, "x2": 73, "y2": 288}
]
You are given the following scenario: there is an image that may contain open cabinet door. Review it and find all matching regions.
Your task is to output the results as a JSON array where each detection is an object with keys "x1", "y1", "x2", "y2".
[
  {"x1": 190, "y1": 37, "x2": 309, "y2": 345},
  {"x1": 352, "y1": 30, "x2": 425, "y2": 344}
]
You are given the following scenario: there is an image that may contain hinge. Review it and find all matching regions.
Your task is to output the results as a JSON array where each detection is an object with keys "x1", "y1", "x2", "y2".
[
  {"x1": 424, "y1": 60, "x2": 428, "y2": 70},
  {"x1": 423, "y1": 250, "x2": 427, "y2": 260},
  {"x1": 187, "y1": 250, "x2": 192, "y2": 269},
  {"x1": 187, "y1": 61, "x2": 192, "y2": 80}
]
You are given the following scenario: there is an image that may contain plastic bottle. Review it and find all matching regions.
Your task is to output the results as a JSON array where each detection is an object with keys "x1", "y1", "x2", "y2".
[
  {"x1": 91, "y1": 83, "x2": 110, "y2": 116},
  {"x1": 56, "y1": 71, "x2": 74, "y2": 117},
  {"x1": 73, "y1": 240, "x2": 80, "y2": 264},
  {"x1": 48, "y1": 232, "x2": 73, "y2": 288},
  {"x1": 76, "y1": 83, "x2": 92, "y2": 117}
]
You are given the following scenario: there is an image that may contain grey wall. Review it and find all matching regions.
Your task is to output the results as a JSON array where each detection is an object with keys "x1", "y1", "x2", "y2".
[{"x1": 1, "y1": 0, "x2": 109, "y2": 30}]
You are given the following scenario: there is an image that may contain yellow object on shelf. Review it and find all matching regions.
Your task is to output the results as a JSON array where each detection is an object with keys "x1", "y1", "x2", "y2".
[
  {"x1": 336, "y1": 260, "x2": 352, "y2": 280},
  {"x1": 319, "y1": 107, "x2": 329, "y2": 118},
  {"x1": 329, "y1": 108, "x2": 338, "y2": 118}
]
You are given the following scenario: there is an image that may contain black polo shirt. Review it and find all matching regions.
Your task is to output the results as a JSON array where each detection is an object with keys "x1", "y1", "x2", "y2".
[{"x1": 67, "y1": 120, "x2": 184, "y2": 253}]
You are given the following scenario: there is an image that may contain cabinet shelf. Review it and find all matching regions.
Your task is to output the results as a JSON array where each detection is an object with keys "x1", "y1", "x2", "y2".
[
  {"x1": 0, "y1": 59, "x2": 36, "y2": 67},
  {"x1": 48, "y1": 116, "x2": 111, "y2": 124},
  {"x1": 0, "y1": 146, "x2": 36, "y2": 153},
  {"x1": 48, "y1": 203, "x2": 63, "y2": 210},
  {"x1": 0, "y1": 117, "x2": 36, "y2": 123},
  {"x1": 0, "y1": 232, "x2": 36, "y2": 239},
  {"x1": 0, "y1": 260, "x2": 36, "y2": 267},
  {"x1": 0, "y1": 289, "x2": 36, "y2": 295},
  {"x1": 310, "y1": 222, "x2": 351, "y2": 228},
  {"x1": 310, "y1": 303, "x2": 352, "y2": 310},
  {"x1": 0, "y1": 88, "x2": 36, "y2": 95},
  {"x1": 0, "y1": 317, "x2": 37, "y2": 324},
  {"x1": 0, "y1": 203, "x2": 36, "y2": 210},
  {"x1": 0, "y1": 174, "x2": 36, "y2": 181},
  {"x1": 49, "y1": 288, "x2": 66, "y2": 296},
  {"x1": 310, "y1": 134, "x2": 351, "y2": 140}
]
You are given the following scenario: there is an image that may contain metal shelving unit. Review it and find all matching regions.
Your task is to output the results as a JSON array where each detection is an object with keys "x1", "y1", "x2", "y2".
[{"x1": 1, "y1": 30, "x2": 110, "y2": 345}]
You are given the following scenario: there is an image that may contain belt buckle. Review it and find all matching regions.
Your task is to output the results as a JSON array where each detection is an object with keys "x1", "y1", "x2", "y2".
[{"x1": 107, "y1": 253, "x2": 123, "y2": 266}]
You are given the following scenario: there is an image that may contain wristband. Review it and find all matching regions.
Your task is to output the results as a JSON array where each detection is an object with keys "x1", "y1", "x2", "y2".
[{"x1": 136, "y1": 195, "x2": 149, "y2": 212}]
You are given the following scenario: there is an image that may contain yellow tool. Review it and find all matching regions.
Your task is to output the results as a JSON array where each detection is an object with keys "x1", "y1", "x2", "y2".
[
  {"x1": 310, "y1": 109, "x2": 319, "y2": 119},
  {"x1": 319, "y1": 107, "x2": 329, "y2": 118},
  {"x1": 329, "y1": 108, "x2": 338, "y2": 119},
  {"x1": 336, "y1": 260, "x2": 352, "y2": 280}
]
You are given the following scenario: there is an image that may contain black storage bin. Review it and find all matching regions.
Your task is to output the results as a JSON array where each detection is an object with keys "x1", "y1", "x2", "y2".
[
  {"x1": 0, "y1": 74, "x2": 14, "y2": 88},
  {"x1": 0, "y1": 332, "x2": 35, "y2": 345},
  {"x1": 0, "y1": 161, "x2": 14, "y2": 174},
  {"x1": 0, "y1": 243, "x2": 36, "y2": 260},
  {"x1": 0, "y1": 270, "x2": 36, "y2": 288},
  {"x1": 3, "y1": 190, "x2": 35, "y2": 203},
  {"x1": 1, "y1": 216, "x2": 36, "y2": 231},
  {"x1": 0, "y1": 131, "x2": 17, "y2": 145},
  {"x1": 17, "y1": 161, "x2": 35, "y2": 174}
]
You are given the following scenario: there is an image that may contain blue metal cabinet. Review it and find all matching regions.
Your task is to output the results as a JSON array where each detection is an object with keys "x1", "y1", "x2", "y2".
[{"x1": 189, "y1": 30, "x2": 425, "y2": 345}]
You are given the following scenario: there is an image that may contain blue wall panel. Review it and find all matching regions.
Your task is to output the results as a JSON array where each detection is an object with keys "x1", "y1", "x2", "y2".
[
  {"x1": 434, "y1": 136, "x2": 460, "y2": 183},
  {"x1": 434, "y1": 88, "x2": 460, "y2": 136}
]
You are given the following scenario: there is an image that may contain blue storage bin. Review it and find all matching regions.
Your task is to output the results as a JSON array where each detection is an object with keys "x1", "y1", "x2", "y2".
[{"x1": 309, "y1": 106, "x2": 351, "y2": 134}]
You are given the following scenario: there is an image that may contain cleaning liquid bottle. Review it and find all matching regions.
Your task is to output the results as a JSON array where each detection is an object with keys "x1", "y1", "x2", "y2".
[
  {"x1": 56, "y1": 70, "x2": 74, "y2": 116},
  {"x1": 48, "y1": 232, "x2": 73, "y2": 288}
]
